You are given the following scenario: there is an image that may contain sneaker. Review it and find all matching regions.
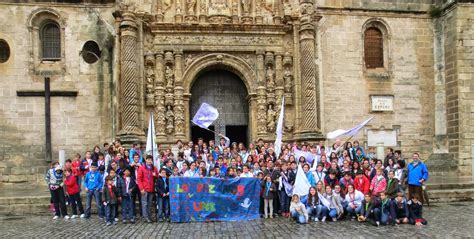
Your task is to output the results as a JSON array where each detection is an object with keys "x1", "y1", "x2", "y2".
[
  {"x1": 146, "y1": 218, "x2": 152, "y2": 223},
  {"x1": 80, "y1": 214, "x2": 86, "y2": 218},
  {"x1": 99, "y1": 217, "x2": 104, "y2": 221},
  {"x1": 264, "y1": 215, "x2": 268, "y2": 219},
  {"x1": 122, "y1": 220, "x2": 127, "y2": 224},
  {"x1": 321, "y1": 216, "x2": 326, "y2": 222},
  {"x1": 351, "y1": 216, "x2": 355, "y2": 221},
  {"x1": 106, "y1": 222, "x2": 112, "y2": 226},
  {"x1": 114, "y1": 218, "x2": 119, "y2": 222},
  {"x1": 71, "y1": 215, "x2": 78, "y2": 219},
  {"x1": 270, "y1": 215, "x2": 273, "y2": 219},
  {"x1": 64, "y1": 215, "x2": 70, "y2": 220},
  {"x1": 53, "y1": 215, "x2": 59, "y2": 220},
  {"x1": 332, "y1": 218, "x2": 337, "y2": 222},
  {"x1": 113, "y1": 221, "x2": 118, "y2": 225},
  {"x1": 130, "y1": 219, "x2": 135, "y2": 224},
  {"x1": 314, "y1": 217, "x2": 319, "y2": 222},
  {"x1": 376, "y1": 221, "x2": 380, "y2": 227}
]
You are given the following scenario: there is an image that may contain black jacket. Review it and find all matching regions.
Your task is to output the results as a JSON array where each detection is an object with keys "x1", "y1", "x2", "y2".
[{"x1": 155, "y1": 176, "x2": 169, "y2": 198}]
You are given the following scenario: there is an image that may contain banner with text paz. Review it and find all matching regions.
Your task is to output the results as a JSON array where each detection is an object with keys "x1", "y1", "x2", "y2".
[{"x1": 170, "y1": 177, "x2": 261, "y2": 222}]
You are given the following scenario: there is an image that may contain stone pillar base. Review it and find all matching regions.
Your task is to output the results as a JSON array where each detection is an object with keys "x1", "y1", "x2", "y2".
[
  {"x1": 426, "y1": 153, "x2": 458, "y2": 176},
  {"x1": 118, "y1": 127, "x2": 145, "y2": 147}
]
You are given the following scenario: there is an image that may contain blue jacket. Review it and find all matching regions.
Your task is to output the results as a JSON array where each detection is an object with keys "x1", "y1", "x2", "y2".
[
  {"x1": 84, "y1": 171, "x2": 104, "y2": 191},
  {"x1": 407, "y1": 162, "x2": 428, "y2": 186}
]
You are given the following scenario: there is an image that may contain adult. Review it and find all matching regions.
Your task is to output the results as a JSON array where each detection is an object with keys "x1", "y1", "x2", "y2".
[
  {"x1": 129, "y1": 143, "x2": 143, "y2": 164},
  {"x1": 406, "y1": 153, "x2": 429, "y2": 204}
]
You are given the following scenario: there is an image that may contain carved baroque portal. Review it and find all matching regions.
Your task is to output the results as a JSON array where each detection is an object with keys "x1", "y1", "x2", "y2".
[{"x1": 115, "y1": 1, "x2": 322, "y2": 144}]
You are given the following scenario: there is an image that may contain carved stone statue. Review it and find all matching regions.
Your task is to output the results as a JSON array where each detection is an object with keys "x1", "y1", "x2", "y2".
[
  {"x1": 257, "y1": 104, "x2": 267, "y2": 133},
  {"x1": 165, "y1": 105, "x2": 175, "y2": 134},
  {"x1": 156, "y1": 105, "x2": 166, "y2": 134},
  {"x1": 146, "y1": 66, "x2": 154, "y2": 95},
  {"x1": 186, "y1": 0, "x2": 196, "y2": 14},
  {"x1": 165, "y1": 65, "x2": 174, "y2": 91},
  {"x1": 174, "y1": 104, "x2": 185, "y2": 134},
  {"x1": 266, "y1": 65, "x2": 275, "y2": 89},
  {"x1": 283, "y1": 66, "x2": 292, "y2": 93},
  {"x1": 266, "y1": 103, "x2": 276, "y2": 132},
  {"x1": 242, "y1": 0, "x2": 251, "y2": 14}
]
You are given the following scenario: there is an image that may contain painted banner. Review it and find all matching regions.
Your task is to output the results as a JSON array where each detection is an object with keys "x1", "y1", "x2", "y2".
[{"x1": 170, "y1": 177, "x2": 261, "y2": 222}]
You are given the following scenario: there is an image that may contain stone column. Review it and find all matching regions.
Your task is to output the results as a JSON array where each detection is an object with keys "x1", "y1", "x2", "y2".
[
  {"x1": 256, "y1": 50, "x2": 267, "y2": 137},
  {"x1": 155, "y1": 52, "x2": 167, "y2": 141},
  {"x1": 118, "y1": 11, "x2": 144, "y2": 143},
  {"x1": 296, "y1": 1, "x2": 322, "y2": 139},
  {"x1": 174, "y1": 50, "x2": 185, "y2": 139},
  {"x1": 275, "y1": 53, "x2": 284, "y2": 107}
]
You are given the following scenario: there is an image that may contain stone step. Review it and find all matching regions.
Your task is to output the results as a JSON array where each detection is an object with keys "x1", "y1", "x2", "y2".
[
  {"x1": 427, "y1": 188, "x2": 474, "y2": 203},
  {"x1": 426, "y1": 182, "x2": 474, "y2": 190}
]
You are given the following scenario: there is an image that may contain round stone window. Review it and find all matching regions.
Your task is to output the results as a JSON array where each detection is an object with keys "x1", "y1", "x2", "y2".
[
  {"x1": 81, "y1": 40, "x2": 101, "y2": 64},
  {"x1": 0, "y1": 39, "x2": 10, "y2": 63}
]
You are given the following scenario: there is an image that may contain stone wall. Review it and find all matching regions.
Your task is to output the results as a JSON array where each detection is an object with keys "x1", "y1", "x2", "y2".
[
  {"x1": 0, "y1": 4, "x2": 116, "y2": 186},
  {"x1": 443, "y1": 3, "x2": 474, "y2": 175},
  {"x1": 318, "y1": 8, "x2": 435, "y2": 159}
]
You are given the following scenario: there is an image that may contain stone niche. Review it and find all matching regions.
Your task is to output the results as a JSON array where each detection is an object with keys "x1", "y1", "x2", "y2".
[{"x1": 114, "y1": 0, "x2": 324, "y2": 144}]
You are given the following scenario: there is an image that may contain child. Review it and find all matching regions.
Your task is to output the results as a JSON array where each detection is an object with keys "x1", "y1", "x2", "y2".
[
  {"x1": 262, "y1": 175, "x2": 276, "y2": 218},
  {"x1": 345, "y1": 184, "x2": 364, "y2": 220},
  {"x1": 379, "y1": 191, "x2": 394, "y2": 225},
  {"x1": 278, "y1": 162, "x2": 291, "y2": 218},
  {"x1": 386, "y1": 170, "x2": 400, "y2": 199},
  {"x1": 109, "y1": 168, "x2": 123, "y2": 222},
  {"x1": 64, "y1": 169, "x2": 85, "y2": 218},
  {"x1": 290, "y1": 194, "x2": 308, "y2": 224},
  {"x1": 71, "y1": 153, "x2": 83, "y2": 191},
  {"x1": 312, "y1": 163, "x2": 326, "y2": 184},
  {"x1": 137, "y1": 155, "x2": 158, "y2": 223},
  {"x1": 359, "y1": 193, "x2": 381, "y2": 226},
  {"x1": 306, "y1": 187, "x2": 325, "y2": 222},
  {"x1": 370, "y1": 168, "x2": 387, "y2": 197},
  {"x1": 324, "y1": 170, "x2": 339, "y2": 189},
  {"x1": 408, "y1": 194, "x2": 427, "y2": 226},
  {"x1": 354, "y1": 171, "x2": 370, "y2": 195},
  {"x1": 103, "y1": 176, "x2": 120, "y2": 226},
  {"x1": 392, "y1": 192, "x2": 409, "y2": 224},
  {"x1": 84, "y1": 163, "x2": 104, "y2": 219},
  {"x1": 80, "y1": 151, "x2": 93, "y2": 176},
  {"x1": 322, "y1": 185, "x2": 343, "y2": 221},
  {"x1": 155, "y1": 168, "x2": 170, "y2": 222},
  {"x1": 45, "y1": 161, "x2": 69, "y2": 219},
  {"x1": 121, "y1": 167, "x2": 136, "y2": 224}
]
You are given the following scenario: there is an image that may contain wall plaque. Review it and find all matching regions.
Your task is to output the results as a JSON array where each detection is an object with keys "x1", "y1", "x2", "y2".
[{"x1": 371, "y1": 95, "x2": 394, "y2": 112}]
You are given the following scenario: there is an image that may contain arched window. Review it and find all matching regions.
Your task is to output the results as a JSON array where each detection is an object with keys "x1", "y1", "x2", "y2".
[
  {"x1": 41, "y1": 22, "x2": 61, "y2": 60},
  {"x1": 364, "y1": 27, "x2": 383, "y2": 69}
]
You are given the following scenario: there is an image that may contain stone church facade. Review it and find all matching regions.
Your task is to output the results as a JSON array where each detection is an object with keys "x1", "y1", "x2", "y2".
[{"x1": 0, "y1": 0, "x2": 472, "y2": 185}]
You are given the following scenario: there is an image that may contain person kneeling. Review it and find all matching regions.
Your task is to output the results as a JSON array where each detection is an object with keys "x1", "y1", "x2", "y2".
[
  {"x1": 392, "y1": 192, "x2": 409, "y2": 224},
  {"x1": 408, "y1": 194, "x2": 428, "y2": 226},
  {"x1": 358, "y1": 193, "x2": 381, "y2": 226},
  {"x1": 290, "y1": 195, "x2": 308, "y2": 224}
]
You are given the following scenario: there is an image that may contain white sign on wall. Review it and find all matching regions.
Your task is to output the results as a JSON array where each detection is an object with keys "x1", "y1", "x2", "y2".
[
  {"x1": 371, "y1": 95, "x2": 394, "y2": 112},
  {"x1": 367, "y1": 130, "x2": 398, "y2": 147}
]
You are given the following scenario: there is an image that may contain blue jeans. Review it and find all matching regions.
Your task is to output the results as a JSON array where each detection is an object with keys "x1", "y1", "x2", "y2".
[
  {"x1": 76, "y1": 176, "x2": 82, "y2": 192},
  {"x1": 121, "y1": 195, "x2": 133, "y2": 220},
  {"x1": 105, "y1": 204, "x2": 117, "y2": 223},
  {"x1": 156, "y1": 196, "x2": 170, "y2": 219},
  {"x1": 279, "y1": 190, "x2": 290, "y2": 213},
  {"x1": 346, "y1": 205, "x2": 362, "y2": 217},
  {"x1": 381, "y1": 209, "x2": 391, "y2": 225},
  {"x1": 307, "y1": 205, "x2": 323, "y2": 219},
  {"x1": 328, "y1": 208, "x2": 338, "y2": 219},
  {"x1": 370, "y1": 208, "x2": 381, "y2": 222},
  {"x1": 290, "y1": 209, "x2": 307, "y2": 224},
  {"x1": 85, "y1": 189, "x2": 103, "y2": 218}
]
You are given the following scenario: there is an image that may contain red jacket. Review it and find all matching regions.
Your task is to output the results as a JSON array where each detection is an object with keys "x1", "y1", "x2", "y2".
[
  {"x1": 72, "y1": 160, "x2": 82, "y2": 177},
  {"x1": 354, "y1": 175, "x2": 370, "y2": 195},
  {"x1": 64, "y1": 175, "x2": 80, "y2": 195},
  {"x1": 137, "y1": 164, "x2": 158, "y2": 193}
]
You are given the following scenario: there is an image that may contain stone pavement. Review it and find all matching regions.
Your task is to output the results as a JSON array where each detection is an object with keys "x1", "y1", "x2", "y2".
[{"x1": 0, "y1": 202, "x2": 473, "y2": 238}]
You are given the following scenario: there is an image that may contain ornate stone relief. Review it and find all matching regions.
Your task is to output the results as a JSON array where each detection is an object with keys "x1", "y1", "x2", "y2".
[{"x1": 145, "y1": 53, "x2": 155, "y2": 107}]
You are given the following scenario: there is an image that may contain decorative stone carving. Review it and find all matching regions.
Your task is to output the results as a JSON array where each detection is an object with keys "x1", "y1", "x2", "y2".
[
  {"x1": 174, "y1": 104, "x2": 185, "y2": 135},
  {"x1": 165, "y1": 65, "x2": 174, "y2": 93},
  {"x1": 153, "y1": 35, "x2": 282, "y2": 46},
  {"x1": 242, "y1": 0, "x2": 251, "y2": 15},
  {"x1": 266, "y1": 103, "x2": 276, "y2": 132},
  {"x1": 165, "y1": 105, "x2": 175, "y2": 134},
  {"x1": 156, "y1": 104, "x2": 166, "y2": 135},
  {"x1": 209, "y1": 0, "x2": 231, "y2": 15},
  {"x1": 186, "y1": 0, "x2": 196, "y2": 14},
  {"x1": 184, "y1": 54, "x2": 194, "y2": 68},
  {"x1": 283, "y1": 66, "x2": 292, "y2": 94},
  {"x1": 257, "y1": 103, "x2": 267, "y2": 134},
  {"x1": 145, "y1": 59, "x2": 155, "y2": 107},
  {"x1": 266, "y1": 65, "x2": 275, "y2": 89}
]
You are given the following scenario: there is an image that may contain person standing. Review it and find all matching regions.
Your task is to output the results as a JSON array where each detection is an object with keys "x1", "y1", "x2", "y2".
[
  {"x1": 137, "y1": 155, "x2": 158, "y2": 223},
  {"x1": 45, "y1": 161, "x2": 69, "y2": 220},
  {"x1": 407, "y1": 153, "x2": 429, "y2": 204}
]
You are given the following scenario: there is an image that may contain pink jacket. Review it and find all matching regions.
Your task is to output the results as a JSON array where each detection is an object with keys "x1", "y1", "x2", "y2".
[{"x1": 370, "y1": 176, "x2": 387, "y2": 196}]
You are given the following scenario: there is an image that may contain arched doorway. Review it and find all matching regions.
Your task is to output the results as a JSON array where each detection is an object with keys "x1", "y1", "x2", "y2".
[{"x1": 190, "y1": 69, "x2": 249, "y2": 145}]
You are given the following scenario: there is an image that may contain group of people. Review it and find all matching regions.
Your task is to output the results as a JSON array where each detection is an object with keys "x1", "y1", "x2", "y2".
[{"x1": 45, "y1": 136, "x2": 429, "y2": 227}]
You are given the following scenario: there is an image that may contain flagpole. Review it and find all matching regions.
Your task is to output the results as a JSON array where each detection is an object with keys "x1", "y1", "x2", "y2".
[{"x1": 151, "y1": 112, "x2": 155, "y2": 167}]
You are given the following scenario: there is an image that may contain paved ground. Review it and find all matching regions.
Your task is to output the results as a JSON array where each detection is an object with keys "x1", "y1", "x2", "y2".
[{"x1": 0, "y1": 202, "x2": 473, "y2": 238}]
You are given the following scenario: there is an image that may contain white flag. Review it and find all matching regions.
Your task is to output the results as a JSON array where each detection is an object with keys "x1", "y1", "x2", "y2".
[
  {"x1": 274, "y1": 98, "x2": 285, "y2": 157},
  {"x1": 293, "y1": 164, "x2": 311, "y2": 196},
  {"x1": 326, "y1": 116, "x2": 375, "y2": 139},
  {"x1": 145, "y1": 112, "x2": 159, "y2": 168},
  {"x1": 192, "y1": 103, "x2": 219, "y2": 129}
]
